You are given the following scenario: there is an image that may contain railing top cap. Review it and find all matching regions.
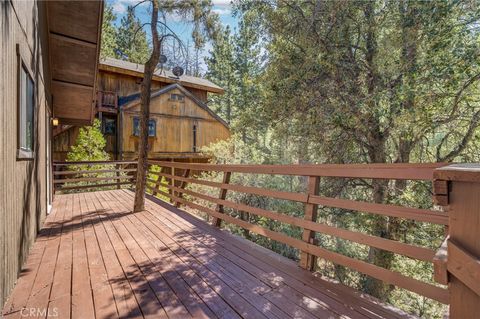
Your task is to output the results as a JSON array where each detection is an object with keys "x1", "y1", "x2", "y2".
[
  {"x1": 434, "y1": 163, "x2": 480, "y2": 182},
  {"x1": 148, "y1": 160, "x2": 448, "y2": 180}
]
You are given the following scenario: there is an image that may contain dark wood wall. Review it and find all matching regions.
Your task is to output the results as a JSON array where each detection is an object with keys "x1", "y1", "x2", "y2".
[
  {"x1": 0, "y1": 0, "x2": 51, "y2": 306},
  {"x1": 98, "y1": 71, "x2": 208, "y2": 103}
]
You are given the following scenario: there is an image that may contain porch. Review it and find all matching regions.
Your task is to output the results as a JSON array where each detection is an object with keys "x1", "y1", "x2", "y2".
[{"x1": 1, "y1": 189, "x2": 409, "y2": 319}]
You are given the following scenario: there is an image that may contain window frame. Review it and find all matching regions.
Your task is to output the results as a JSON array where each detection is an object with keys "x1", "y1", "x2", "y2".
[
  {"x1": 102, "y1": 117, "x2": 116, "y2": 135},
  {"x1": 16, "y1": 44, "x2": 36, "y2": 160},
  {"x1": 132, "y1": 117, "x2": 156, "y2": 137},
  {"x1": 169, "y1": 93, "x2": 185, "y2": 102}
]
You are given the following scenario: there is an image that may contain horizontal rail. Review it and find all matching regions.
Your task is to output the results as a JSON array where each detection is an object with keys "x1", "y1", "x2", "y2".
[
  {"x1": 54, "y1": 161, "x2": 137, "y2": 193},
  {"x1": 55, "y1": 181, "x2": 134, "y2": 192},
  {"x1": 146, "y1": 160, "x2": 449, "y2": 304},
  {"x1": 165, "y1": 183, "x2": 436, "y2": 262},
  {"x1": 53, "y1": 160, "x2": 137, "y2": 166},
  {"x1": 54, "y1": 176, "x2": 134, "y2": 184},
  {"x1": 149, "y1": 160, "x2": 446, "y2": 180},
  {"x1": 151, "y1": 171, "x2": 307, "y2": 202},
  {"x1": 54, "y1": 168, "x2": 137, "y2": 175},
  {"x1": 151, "y1": 170, "x2": 447, "y2": 225},
  {"x1": 169, "y1": 192, "x2": 448, "y2": 304},
  {"x1": 309, "y1": 195, "x2": 448, "y2": 225}
]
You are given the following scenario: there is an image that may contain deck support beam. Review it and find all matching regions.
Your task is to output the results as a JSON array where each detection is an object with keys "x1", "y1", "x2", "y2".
[{"x1": 299, "y1": 176, "x2": 320, "y2": 270}]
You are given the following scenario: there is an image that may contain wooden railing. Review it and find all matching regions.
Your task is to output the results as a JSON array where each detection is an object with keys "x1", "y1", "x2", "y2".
[
  {"x1": 432, "y1": 164, "x2": 480, "y2": 318},
  {"x1": 53, "y1": 160, "x2": 137, "y2": 192},
  {"x1": 96, "y1": 90, "x2": 118, "y2": 112},
  {"x1": 145, "y1": 160, "x2": 450, "y2": 305}
]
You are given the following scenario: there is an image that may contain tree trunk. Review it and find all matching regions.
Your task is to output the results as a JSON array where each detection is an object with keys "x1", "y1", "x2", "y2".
[{"x1": 133, "y1": 0, "x2": 161, "y2": 212}]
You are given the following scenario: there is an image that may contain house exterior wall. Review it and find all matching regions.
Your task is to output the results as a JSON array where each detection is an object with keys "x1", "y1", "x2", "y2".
[
  {"x1": 121, "y1": 88, "x2": 230, "y2": 159},
  {"x1": 98, "y1": 70, "x2": 209, "y2": 103},
  {"x1": 0, "y1": 0, "x2": 52, "y2": 307}
]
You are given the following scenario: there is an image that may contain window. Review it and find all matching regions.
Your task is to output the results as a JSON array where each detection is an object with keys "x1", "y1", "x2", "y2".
[
  {"x1": 102, "y1": 118, "x2": 116, "y2": 135},
  {"x1": 170, "y1": 93, "x2": 184, "y2": 102},
  {"x1": 18, "y1": 61, "x2": 35, "y2": 159},
  {"x1": 192, "y1": 124, "x2": 197, "y2": 152},
  {"x1": 133, "y1": 117, "x2": 156, "y2": 137}
]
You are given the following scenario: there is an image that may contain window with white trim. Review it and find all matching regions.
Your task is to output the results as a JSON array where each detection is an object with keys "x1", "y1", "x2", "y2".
[{"x1": 18, "y1": 61, "x2": 35, "y2": 159}]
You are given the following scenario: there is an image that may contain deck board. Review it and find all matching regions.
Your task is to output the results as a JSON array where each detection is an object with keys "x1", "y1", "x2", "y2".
[{"x1": 2, "y1": 190, "x2": 415, "y2": 319}]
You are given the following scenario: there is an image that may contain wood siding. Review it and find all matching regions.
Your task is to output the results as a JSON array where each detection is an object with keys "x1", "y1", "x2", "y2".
[
  {"x1": 121, "y1": 88, "x2": 230, "y2": 158},
  {"x1": 52, "y1": 126, "x2": 80, "y2": 161},
  {"x1": 0, "y1": 0, "x2": 51, "y2": 307},
  {"x1": 98, "y1": 71, "x2": 209, "y2": 103}
]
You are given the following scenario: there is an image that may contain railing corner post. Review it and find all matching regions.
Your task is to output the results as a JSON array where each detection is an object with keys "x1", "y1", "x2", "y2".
[
  {"x1": 299, "y1": 175, "x2": 320, "y2": 271},
  {"x1": 434, "y1": 164, "x2": 480, "y2": 318}
]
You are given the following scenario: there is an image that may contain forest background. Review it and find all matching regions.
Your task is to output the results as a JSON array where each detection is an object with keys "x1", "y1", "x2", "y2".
[{"x1": 94, "y1": 1, "x2": 480, "y2": 317}]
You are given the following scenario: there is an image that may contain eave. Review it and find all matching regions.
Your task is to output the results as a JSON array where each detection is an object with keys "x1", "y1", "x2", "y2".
[
  {"x1": 47, "y1": 0, "x2": 104, "y2": 125},
  {"x1": 98, "y1": 63, "x2": 225, "y2": 95}
]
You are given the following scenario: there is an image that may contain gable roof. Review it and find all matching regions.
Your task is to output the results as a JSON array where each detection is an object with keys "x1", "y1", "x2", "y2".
[
  {"x1": 121, "y1": 83, "x2": 229, "y2": 129},
  {"x1": 99, "y1": 57, "x2": 224, "y2": 94}
]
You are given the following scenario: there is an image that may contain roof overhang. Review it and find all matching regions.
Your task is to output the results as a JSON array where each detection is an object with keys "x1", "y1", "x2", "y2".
[
  {"x1": 98, "y1": 63, "x2": 225, "y2": 94},
  {"x1": 47, "y1": 0, "x2": 104, "y2": 125}
]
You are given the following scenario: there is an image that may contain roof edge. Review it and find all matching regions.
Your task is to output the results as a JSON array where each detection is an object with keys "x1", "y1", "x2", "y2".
[{"x1": 98, "y1": 62, "x2": 225, "y2": 94}]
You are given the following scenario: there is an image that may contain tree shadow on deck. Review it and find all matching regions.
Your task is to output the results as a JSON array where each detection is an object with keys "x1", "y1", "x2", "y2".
[{"x1": 90, "y1": 192, "x2": 333, "y2": 319}]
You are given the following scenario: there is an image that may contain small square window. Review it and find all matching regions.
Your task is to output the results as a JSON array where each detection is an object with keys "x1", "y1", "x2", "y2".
[
  {"x1": 133, "y1": 117, "x2": 156, "y2": 137},
  {"x1": 18, "y1": 61, "x2": 35, "y2": 159},
  {"x1": 170, "y1": 93, "x2": 184, "y2": 102}
]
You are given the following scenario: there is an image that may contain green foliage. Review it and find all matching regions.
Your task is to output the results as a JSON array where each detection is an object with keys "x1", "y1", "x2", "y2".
[
  {"x1": 66, "y1": 119, "x2": 110, "y2": 163},
  {"x1": 100, "y1": 3, "x2": 118, "y2": 59},
  {"x1": 205, "y1": 11, "x2": 266, "y2": 141},
  {"x1": 195, "y1": 1, "x2": 480, "y2": 316},
  {"x1": 116, "y1": 6, "x2": 151, "y2": 64},
  {"x1": 63, "y1": 120, "x2": 114, "y2": 193}
]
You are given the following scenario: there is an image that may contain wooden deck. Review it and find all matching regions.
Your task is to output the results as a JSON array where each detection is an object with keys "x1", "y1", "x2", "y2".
[{"x1": 2, "y1": 190, "x2": 412, "y2": 319}]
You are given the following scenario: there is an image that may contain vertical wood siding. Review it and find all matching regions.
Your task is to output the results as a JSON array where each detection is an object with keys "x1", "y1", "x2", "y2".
[
  {"x1": 0, "y1": 0, "x2": 51, "y2": 307},
  {"x1": 122, "y1": 88, "x2": 230, "y2": 156}
]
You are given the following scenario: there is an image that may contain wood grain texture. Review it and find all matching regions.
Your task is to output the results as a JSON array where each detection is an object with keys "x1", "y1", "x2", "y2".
[
  {"x1": 446, "y1": 179, "x2": 480, "y2": 318},
  {"x1": 0, "y1": 0, "x2": 50, "y2": 307},
  {"x1": 3, "y1": 190, "x2": 417, "y2": 318}
]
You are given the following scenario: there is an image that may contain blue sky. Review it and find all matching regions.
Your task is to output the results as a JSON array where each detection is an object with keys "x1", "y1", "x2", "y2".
[{"x1": 107, "y1": 0, "x2": 239, "y2": 72}]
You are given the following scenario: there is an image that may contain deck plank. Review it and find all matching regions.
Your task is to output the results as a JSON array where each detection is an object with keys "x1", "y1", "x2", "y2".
[
  {"x1": 80, "y1": 192, "x2": 120, "y2": 319},
  {"x1": 91, "y1": 191, "x2": 191, "y2": 319},
  {"x1": 96, "y1": 190, "x2": 238, "y2": 319},
  {"x1": 71, "y1": 193, "x2": 96, "y2": 319},
  {"x1": 122, "y1": 190, "x2": 410, "y2": 319},
  {"x1": 108, "y1": 191, "x2": 302, "y2": 319},
  {"x1": 2, "y1": 195, "x2": 68, "y2": 319},
  {"x1": 3, "y1": 190, "x2": 416, "y2": 319}
]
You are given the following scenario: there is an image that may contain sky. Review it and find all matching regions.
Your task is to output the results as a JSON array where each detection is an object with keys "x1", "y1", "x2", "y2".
[{"x1": 106, "y1": 0, "x2": 239, "y2": 72}]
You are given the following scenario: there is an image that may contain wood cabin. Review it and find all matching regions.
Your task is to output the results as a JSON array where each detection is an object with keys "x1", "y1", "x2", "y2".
[{"x1": 52, "y1": 57, "x2": 230, "y2": 162}]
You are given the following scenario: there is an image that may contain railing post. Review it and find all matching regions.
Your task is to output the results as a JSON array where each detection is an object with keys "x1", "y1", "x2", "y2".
[
  {"x1": 151, "y1": 166, "x2": 162, "y2": 197},
  {"x1": 212, "y1": 171, "x2": 231, "y2": 227},
  {"x1": 175, "y1": 169, "x2": 190, "y2": 207},
  {"x1": 299, "y1": 176, "x2": 320, "y2": 270},
  {"x1": 116, "y1": 163, "x2": 121, "y2": 189},
  {"x1": 170, "y1": 165, "x2": 175, "y2": 204},
  {"x1": 434, "y1": 164, "x2": 480, "y2": 318}
]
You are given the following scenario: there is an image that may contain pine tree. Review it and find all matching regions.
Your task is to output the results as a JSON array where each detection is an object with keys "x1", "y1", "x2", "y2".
[
  {"x1": 100, "y1": 3, "x2": 118, "y2": 59},
  {"x1": 116, "y1": 6, "x2": 150, "y2": 64},
  {"x1": 205, "y1": 26, "x2": 236, "y2": 123},
  {"x1": 66, "y1": 119, "x2": 110, "y2": 163}
]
